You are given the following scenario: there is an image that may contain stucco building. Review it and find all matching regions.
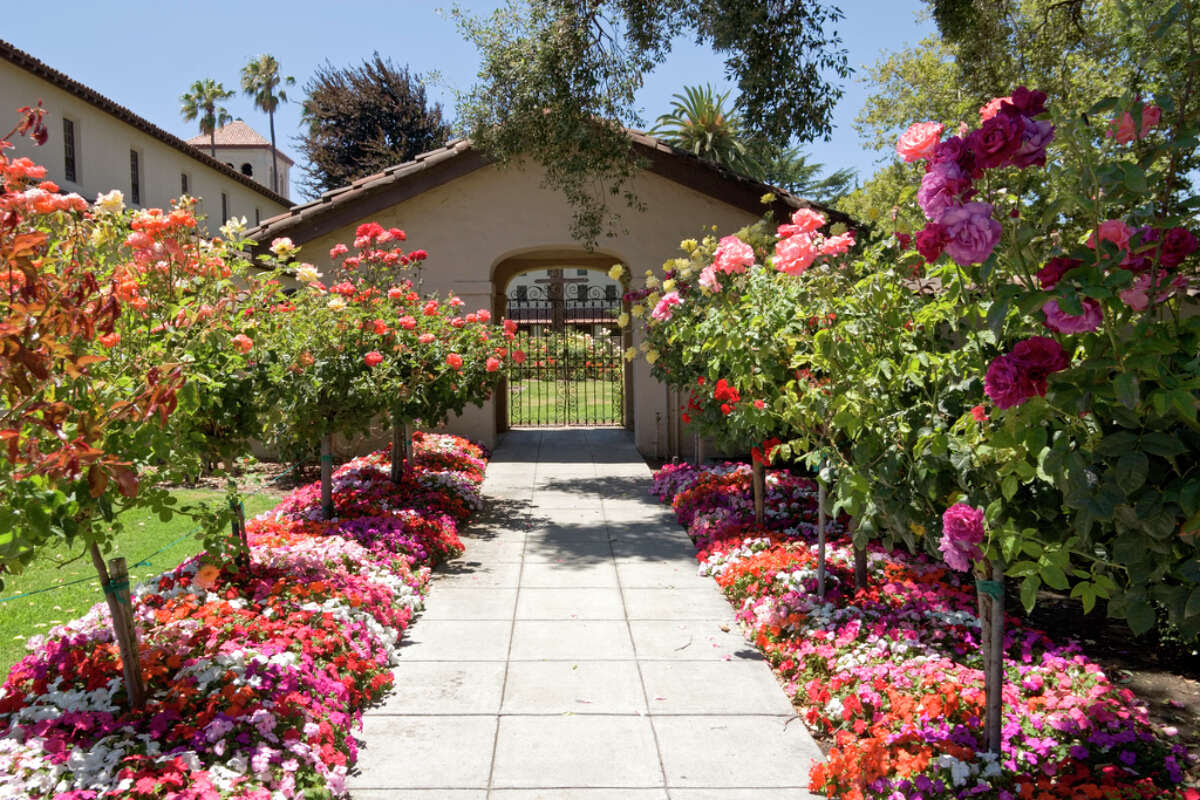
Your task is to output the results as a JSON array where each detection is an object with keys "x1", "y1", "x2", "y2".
[
  {"x1": 186, "y1": 120, "x2": 293, "y2": 204},
  {"x1": 251, "y1": 133, "x2": 849, "y2": 458},
  {"x1": 0, "y1": 39, "x2": 289, "y2": 229}
]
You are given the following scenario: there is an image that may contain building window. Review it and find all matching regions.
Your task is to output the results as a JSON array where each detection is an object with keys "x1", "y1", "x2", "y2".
[
  {"x1": 129, "y1": 149, "x2": 140, "y2": 205},
  {"x1": 180, "y1": 172, "x2": 189, "y2": 195},
  {"x1": 605, "y1": 285, "x2": 617, "y2": 301},
  {"x1": 62, "y1": 118, "x2": 77, "y2": 183},
  {"x1": 254, "y1": 207, "x2": 260, "y2": 225},
  {"x1": 220, "y1": 192, "x2": 228, "y2": 224},
  {"x1": 576, "y1": 269, "x2": 587, "y2": 276},
  {"x1": 240, "y1": 163, "x2": 253, "y2": 176}
]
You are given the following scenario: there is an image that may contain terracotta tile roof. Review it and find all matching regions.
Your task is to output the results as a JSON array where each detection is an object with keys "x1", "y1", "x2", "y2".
[
  {"x1": 249, "y1": 130, "x2": 854, "y2": 245},
  {"x1": 0, "y1": 38, "x2": 289, "y2": 206},
  {"x1": 186, "y1": 120, "x2": 294, "y2": 165}
]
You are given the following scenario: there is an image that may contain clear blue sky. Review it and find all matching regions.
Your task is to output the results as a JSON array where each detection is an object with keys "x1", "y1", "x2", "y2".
[{"x1": 4, "y1": 1, "x2": 932, "y2": 200}]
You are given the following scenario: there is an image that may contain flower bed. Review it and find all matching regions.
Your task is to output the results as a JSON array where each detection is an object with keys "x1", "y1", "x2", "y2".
[
  {"x1": 0, "y1": 433, "x2": 487, "y2": 799},
  {"x1": 651, "y1": 461, "x2": 1196, "y2": 800}
]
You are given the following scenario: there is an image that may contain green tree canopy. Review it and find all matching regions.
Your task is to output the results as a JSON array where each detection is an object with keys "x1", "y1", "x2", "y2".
[
  {"x1": 453, "y1": 0, "x2": 850, "y2": 245},
  {"x1": 241, "y1": 54, "x2": 295, "y2": 194},
  {"x1": 299, "y1": 54, "x2": 452, "y2": 196},
  {"x1": 180, "y1": 78, "x2": 235, "y2": 157}
]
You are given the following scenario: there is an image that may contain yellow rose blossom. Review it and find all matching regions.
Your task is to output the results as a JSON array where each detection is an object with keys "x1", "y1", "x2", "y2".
[
  {"x1": 624, "y1": 347, "x2": 637, "y2": 361},
  {"x1": 608, "y1": 264, "x2": 624, "y2": 280},
  {"x1": 295, "y1": 263, "x2": 322, "y2": 283},
  {"x1": 680, "y1": 238, "x2": 698, "y2": 253},
  {"x1": 270, "y1": 236, "x2": 297, "y2": 258},
  {"x1": 662, "y1": 279, "x2": 676, "y2": 292},
  {"x1": 327, "y1": 296, "x2": 348, "y2": 311},
  {"x1": 630, "y1": 304, "x2": 645, "y2": 318},
  {"x1": 617, "y1": 312, "x2": 630, "y2": 328},
  {"x1": 646, "y1": 349, "x2": 660, "y2": 364},
  {"x1": 645, "y1": 275, "x2": 660, "y2": 289},
  {"x1": 94, "y1": 189, "x2": 125, "y2": 215},
  {"x1": 646, "y1": 292, "x2": 660, "y2": 307}
]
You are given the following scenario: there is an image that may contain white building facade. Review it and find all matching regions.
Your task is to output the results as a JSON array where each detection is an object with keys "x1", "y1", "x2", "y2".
[
  {"x1": 0, "y1": 40, "x2": 290, "y2": 231},
  {"x1": 186, "y1": 120, "x2": 293, "y2": 205}
]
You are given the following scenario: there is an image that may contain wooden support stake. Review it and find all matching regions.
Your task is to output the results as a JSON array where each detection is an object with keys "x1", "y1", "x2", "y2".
[
  {"x1": 320, "y1": 433, "x2": 334, "y2": 520},
  {"x1": 90, "y1": 546, "x2": 146, "y2": 709},
  {"x1": 390, "y1": 418, "x2": 405, "y2": 483},
  {"x1": 816, "y1": 483, "x2": 828, "y2": 599},
  {"x1": 987, "y1": 558, "x2": 1005, "y2": 753},
  {"x1": 751, "y1": 458, "x2": 765, "y2": 527}
]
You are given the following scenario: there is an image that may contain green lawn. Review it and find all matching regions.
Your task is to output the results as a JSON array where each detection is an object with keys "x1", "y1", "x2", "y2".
[
  {"x1": 508, "y1": 378, "x2": 623, "y2": 426},
  {"x1": 0, "y1": 489, "x2": 277, "y2": 675}
]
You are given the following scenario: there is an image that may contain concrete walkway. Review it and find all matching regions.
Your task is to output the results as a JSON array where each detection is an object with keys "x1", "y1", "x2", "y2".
[{"x1": 349, "y1": 428, "x2": 822, "y2": 799}]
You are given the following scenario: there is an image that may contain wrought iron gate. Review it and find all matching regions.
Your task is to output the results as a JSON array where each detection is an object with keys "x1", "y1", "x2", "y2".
[{"x1": 505, "y1": 282, "x2": 625, "y2": 427}]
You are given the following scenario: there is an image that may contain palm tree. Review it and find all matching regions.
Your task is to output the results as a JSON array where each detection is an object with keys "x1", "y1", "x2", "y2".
[
  {"x1": 180, "y1": 79, "x2": 235, "y2": 157},
  {"x1": 649, "y1": 85, "x2": 759, "y2": 177},
  {"x1": 241, "y1": 54, "x2": 295, "y2": 194}
]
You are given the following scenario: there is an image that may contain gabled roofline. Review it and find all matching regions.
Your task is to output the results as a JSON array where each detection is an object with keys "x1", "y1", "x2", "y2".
[
  {"x1": 247, "y1": 131, "x2": 854, "y2": 246},
  {"x1": 0, "y1": 38, "x2": 290, "y2": 207},
  {"x1": 195, "y1": 142, "x2": 296, "y2": 165}
]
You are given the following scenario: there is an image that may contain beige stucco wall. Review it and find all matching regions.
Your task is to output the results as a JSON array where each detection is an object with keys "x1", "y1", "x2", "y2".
[
  {"x1": 0, "y1": 61, "x2": 289, "y2": 230},
  {"x1": 293, "y1": 160, "x2": 762, "y2": 456},
  {"x1": 210, "y1": 143, "x2": 290, "y2": 203}
]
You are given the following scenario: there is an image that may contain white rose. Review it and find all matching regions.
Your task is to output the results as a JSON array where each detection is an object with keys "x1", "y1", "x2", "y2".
[
  {"x1": 295, "y1": 263, "x2": 322, "y2": 283},
  {"x1": 94, "y1": 189, "x2": 125, "y2": 214}
]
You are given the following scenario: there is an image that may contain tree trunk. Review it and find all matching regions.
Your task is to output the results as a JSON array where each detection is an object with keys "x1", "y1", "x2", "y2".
[
  {"x1": 816, "y1": 482, "x2": 828, "y2": 599},
  {"x1": 976, "y1": 558, "x2": 1006, "y2": 753},
  {"x1": 390, "y1": 418, "x2": 411, "y2": 483},
  {"x1": 89, "y1": 545, "x2": 146, "y2": 709},
  {"x1": 230, "y1": 496, "x2": 249, "y2": 572},
  {"x1": 320, "y1": 433, "x2": 334, "y2": 520},
  {"x1": 269, "y1": 110, "x2": 278, "y2": 194},
  {"x1": 751, "y1": 458, "x2": 765, "y2": 527},
  {"x1": 852, "y1": 522, "x2": 868, "y2": 592},
  {"x1": 209, "y1": 128, "x2": 216, "y2": 158}
]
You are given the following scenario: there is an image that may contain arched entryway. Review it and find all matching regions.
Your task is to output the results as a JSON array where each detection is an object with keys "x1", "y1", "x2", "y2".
[{"x1": 491, "y1": 250, "x2": 634, "y2": 434}]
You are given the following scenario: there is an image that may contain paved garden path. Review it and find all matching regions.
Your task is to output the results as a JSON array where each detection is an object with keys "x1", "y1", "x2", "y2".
[{"x1": 349, "y1": 427, "x2": 822, "y2": 799}]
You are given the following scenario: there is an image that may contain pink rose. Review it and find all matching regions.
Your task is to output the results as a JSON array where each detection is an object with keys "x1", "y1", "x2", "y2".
[
  {"x1": 1119, "y1": 271, "x2": 1187, "y2": 311},
  {"x1": 697, "y1": 265, "x2": 723, "y2": 292},
  {"x1": 896, "y1": 121, "x2": 945, "y2": 162},
  {"x1": 364, "y1": 351, "x2": 383, "y2": 367},
  {"x1": 820, "y1": 231, "x2": 856, "y2": 257},
  {"x1": 984, "y1": 354, "x2": 1032, "y2": 409},
  {"x1": 446, "y1": 353, "x2": 464, "y2": 370},
  {"x1": 777, "y1": 207, "x2": 826, "y2": 237},
  {"x1": 1042, "y1": 299, "x2": 1102, "y2": 334},
  {"x1": 939, "y1": 503, "x2": 986, "y2": 572},
  {"x1": 713, "y1": 235, "x2": 755, "y2": 275},
  {"x1": 1012, "y1": 336, "x2": 1070, "y2": 388},
  {"x1": 980, "y1": 96, "x2": 1011, "y2": 122},
  {"x1": 651, "y1": 291, "x2": 683, "y2": 322},
  {"x1": 486, "y1": 357, "x2": 501, "y2": 372},
  {"x1": 774, "y1": 234, "x2": 819, "y2": 276},
  {"x1": 1088, "y1": 219, "x2": 1134, "y2": 252}
]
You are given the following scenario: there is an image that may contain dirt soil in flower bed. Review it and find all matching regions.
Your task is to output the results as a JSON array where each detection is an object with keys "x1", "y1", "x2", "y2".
[
  {"x1": 165, "y1": 459, "x2": 322, "y2": 499},
  {"x1": 1019, "y1": 591, "x2": 1200, "y2": 779}
]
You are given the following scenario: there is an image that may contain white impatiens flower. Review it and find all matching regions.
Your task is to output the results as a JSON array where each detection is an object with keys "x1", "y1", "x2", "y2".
[
  {"x1": 327, "y1": 296, "x2": 348, "y2": 311},
  {"x1": 94, "y1": 189, "x2": 125, "y2": 214},
  {"x1": 295, "y1": 263, "x2": 322, "y2": 283},
  {"x1": 220, "y1": 216, "x2": 248, "y2": 238}
]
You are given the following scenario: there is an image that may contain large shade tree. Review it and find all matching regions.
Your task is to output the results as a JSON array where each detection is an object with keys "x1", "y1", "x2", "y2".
[
  {"x1": 453, "y1": 0, "x2": 850, "y2": 245},
  {"x1": 298, "y1": 54, "x2": 451, "y2": 196},
  {"x1": 241, "y1": 54, "x2": 295, "y2": 194},
  {"x1": 180, "y1": 78, "x2": 235, "y2": 157}
]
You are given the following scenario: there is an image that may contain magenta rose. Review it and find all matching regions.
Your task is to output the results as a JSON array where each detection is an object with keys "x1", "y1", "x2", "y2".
[
  {"x1": 915, "y1": 222, "x2": 949, "y2": 264},
  {"x1": 1008, "y1": 86, "x2": 1048, "y2": 116},
  {"x1": 984, "y1": 354, "x2": 1033, "y2": 408},
  {"x1": 967, "y1": 111, "x2": 1024, "y2": 169},
  {"x1": 939, "y1": 503, "x2": 986, "y2": 572},
  {"x1": 1042, "y1": 298, "x2": 1102, "y2": 334},
  {"x1": 1011, "y1": 118, "x2": 1055, "y2": 169},
  {"x1": 1159, "y1": 227, "x2": 1199, "y2": 268},
  {"x1": 1012, "y1": 336, "x2": 1070, "y2": 392},
  {"x1": 938, "y1": 202, "x2": 1002, "y2": 266},
  {"x1": 1037, "y1": 257, "x2": 1082, "y2": 289},
  {"x1": 917, "y1": 162, "x2": 969, "y2": 220}
]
